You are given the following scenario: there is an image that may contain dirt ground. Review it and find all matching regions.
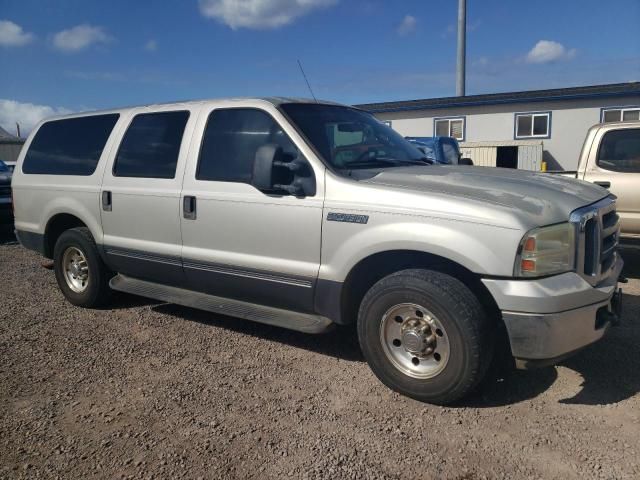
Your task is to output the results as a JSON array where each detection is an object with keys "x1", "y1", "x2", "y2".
[{"x1": 0, "y1": 232, "x2": 638, "y2": 479}]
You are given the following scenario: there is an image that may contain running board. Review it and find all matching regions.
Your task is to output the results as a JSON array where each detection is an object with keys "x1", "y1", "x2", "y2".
[{"x1": 109, "y1": 274, "x2": 334, "y2": 334}]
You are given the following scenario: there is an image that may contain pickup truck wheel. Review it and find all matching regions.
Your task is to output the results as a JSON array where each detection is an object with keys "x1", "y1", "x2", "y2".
[
  {"x1": 53, "y1": 227, "x2": 111, "y2": 308},
  {"x1": 358, "y1": 269, "x2": 493, "y2": 405}
]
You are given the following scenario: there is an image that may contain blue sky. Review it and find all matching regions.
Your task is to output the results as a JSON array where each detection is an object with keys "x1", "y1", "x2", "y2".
[{"x1": 1, "y1": 0, "x2": 639, "y2": 133}]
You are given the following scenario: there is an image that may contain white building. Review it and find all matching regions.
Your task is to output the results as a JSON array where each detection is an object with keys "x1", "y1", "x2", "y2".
[{"x1": 357, "y1": 82, "x2": 640, "y2": 171}]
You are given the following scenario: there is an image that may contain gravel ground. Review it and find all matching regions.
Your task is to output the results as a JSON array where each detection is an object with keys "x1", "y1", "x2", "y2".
[{"x1": 1, "y1": 232, "x2": 639, "y2": 479}]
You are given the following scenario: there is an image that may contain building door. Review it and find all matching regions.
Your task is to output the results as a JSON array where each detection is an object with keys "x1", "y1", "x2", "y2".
[{"x1": 496, "y1": 146, "x2": 518, "y2": 169}]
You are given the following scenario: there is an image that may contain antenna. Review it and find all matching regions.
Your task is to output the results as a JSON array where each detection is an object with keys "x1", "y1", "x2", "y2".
[{"x1": 297, "y1": 59, "x2": 318, "y2": 103}]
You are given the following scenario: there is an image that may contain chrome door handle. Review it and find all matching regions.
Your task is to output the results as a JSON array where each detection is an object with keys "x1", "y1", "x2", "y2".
[
  {"x1": 183, "y1": 196, "x2": 197, "y2": 220},
  {"x1": 102, "y1": 191, "x2": 112, "y2": 211}
]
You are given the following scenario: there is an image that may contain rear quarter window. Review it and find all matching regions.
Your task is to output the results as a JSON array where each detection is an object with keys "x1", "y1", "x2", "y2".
[
  {"x1": 113, "y1": 111, "x2": 189, "y2": 179},
  {"x1": 22, "y1": 114, "x2": 120, "y2": 175}
]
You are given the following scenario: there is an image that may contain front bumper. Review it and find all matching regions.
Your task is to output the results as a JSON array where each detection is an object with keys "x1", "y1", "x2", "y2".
[{"x1": 482, "y1": 255, "x2": 623, "y2": 367}]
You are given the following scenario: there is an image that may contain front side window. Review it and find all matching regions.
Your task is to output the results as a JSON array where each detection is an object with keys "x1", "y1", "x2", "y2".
[
  {"x1": 597, "y1": 128, "x2": 640, "y2": 172},
  {"x1": 515, "y1": 112, "x2": 551, "y2": 139},
  {"x1": 114, "y1": 111, "x2": 189, "y2": 179},
  {"x1": 22, "y1": 114, "x2": 119, "y2": 175},
  {"x1": 434, "y1": 117, "x2": 464, "y2": 141},
  {"x1": 197, "y1": 108, "x2": 300, "y2": 183},
  {"x1": 280, "y1": 103, "x2": 426, "y2": 170},
  {"x1": 602, "y1": 107, "x2": 640, "y2": 123}
]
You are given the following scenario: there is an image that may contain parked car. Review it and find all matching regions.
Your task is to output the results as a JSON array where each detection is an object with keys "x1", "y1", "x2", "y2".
[
  {"x1": 0, "y1": 159, "x2": 13, "y2": 227},
  {"x1": 11, "y1": 98, "x2": 623, "y2": 404},
  {"x1": 405, "y1": 136, "x2": 472, "y2": 165},
  {"x1": 548, "y1": 121, "x2": 640, "y2": 243}
]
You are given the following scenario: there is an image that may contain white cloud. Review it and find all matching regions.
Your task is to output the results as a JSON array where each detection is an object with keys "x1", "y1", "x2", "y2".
[
  {"x1": 472, "y1": 56, "x2": 489, "y2": 67},
  {"x1": 0, "y1": 99, "x2": 72, "y2": 135},
  {"x1": 198, "y1": 0, "x2": 337, "y2": 29},
  {"x1": 0, "y1": 20, "x2": 35, "y2": 47},
  {"x1": 144, "y1": 39, "x2": 157, "y2": 51},
  {"x1": 52, "y1": 24, "x2": 111, "y2": 52},
  {"x1": 397, "y1": 15, "x2": 417, "y2": 36},
  {"x1": 526, "y1": 40, "x2": 576, "y2": 64}
]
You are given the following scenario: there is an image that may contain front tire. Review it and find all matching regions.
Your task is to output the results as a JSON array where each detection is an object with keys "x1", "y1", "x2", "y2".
[
  {"x1": 53, "y1": 227, "x2": 111, "y2": 308},
  {"x1": 357, "y1": 269, "x2": 493, "y2": 404}
]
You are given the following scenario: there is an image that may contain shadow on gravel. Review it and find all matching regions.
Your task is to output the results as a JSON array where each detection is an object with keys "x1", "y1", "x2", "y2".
[
  {"x1": 456, "y1": 327, "x2": 559, "y2": 408},
  {"x1": 106, "y1": 291, "x2": 161, "y2": 309},
  {"x1": 0, "y1": 227, "x2": 17, "y2": 245},
  {"x1": 620, "y1": 247, "x2": 640, "y2": 279},
  {"x1": 556, "y1": 290, "x2": 640, "y2": 406},
  {"x1": 153, "y1": 303, "x2": 365, "y2": 362}
]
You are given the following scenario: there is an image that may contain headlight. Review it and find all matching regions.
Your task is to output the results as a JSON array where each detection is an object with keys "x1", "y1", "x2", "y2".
[{"x1": 514, "y1": 223, "x2": 575, "y2": 277}]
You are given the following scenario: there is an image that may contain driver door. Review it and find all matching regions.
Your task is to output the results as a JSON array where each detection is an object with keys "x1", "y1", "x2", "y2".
[{"x1": 180, "y1": 104, "x2": 325, "y2": 312}]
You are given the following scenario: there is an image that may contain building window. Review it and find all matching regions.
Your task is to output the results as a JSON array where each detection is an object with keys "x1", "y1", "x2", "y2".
[
  {"x1": 515, "y1": 112, "x2": 551, "y2": 139},
  {"x1": 601, "y1": 107, "x2": 640, "y2": 123},
  {"x1": 434, "y1": 117, "x2": 465, "y2": 141}
]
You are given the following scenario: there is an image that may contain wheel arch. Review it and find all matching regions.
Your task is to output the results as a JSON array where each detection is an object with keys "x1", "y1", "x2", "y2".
[
  {"x1": 315, "y1": 249, "x2": 500, "y2": 326},
  {"x1": 44, "y1": 213, "x2": 91, "y2": 258}
]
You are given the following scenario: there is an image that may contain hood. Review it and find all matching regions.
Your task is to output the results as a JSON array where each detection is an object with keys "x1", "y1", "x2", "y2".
[{"x1": 362, "y1": 165, "x2": 609, "y2": 227}]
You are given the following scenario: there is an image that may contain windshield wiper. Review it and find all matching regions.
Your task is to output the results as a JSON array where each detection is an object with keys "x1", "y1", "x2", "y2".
[{"x1": 343, "y1": 157, "x2": 432, "y2": 169}]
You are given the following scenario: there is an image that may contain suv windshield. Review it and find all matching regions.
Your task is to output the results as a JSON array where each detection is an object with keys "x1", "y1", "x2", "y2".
[{"x1": 280, "y1": 103, "x2": 428, "y2": 169}]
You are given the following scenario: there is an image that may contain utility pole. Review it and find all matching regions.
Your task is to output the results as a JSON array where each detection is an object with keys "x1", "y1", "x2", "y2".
[{"x1": 456, "y1": 0, "x2": 466, "y2": 96}]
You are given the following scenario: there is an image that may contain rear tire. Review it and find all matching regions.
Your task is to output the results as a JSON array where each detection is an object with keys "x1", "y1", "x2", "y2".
[
  {"x1": 53, "y1": 227, "x2": 111, "y2": 308},
  {"x1": 357, "y1": 269, "x2": 493, "y2": 404}
]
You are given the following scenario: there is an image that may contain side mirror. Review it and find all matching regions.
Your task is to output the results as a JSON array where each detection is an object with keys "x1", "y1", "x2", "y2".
[
  {"x1": 252, "y1": 144, "x2": 316, "y2": 197},
  {"x1": 459, "y1": 157, "x2": 474, "y2": 166}
]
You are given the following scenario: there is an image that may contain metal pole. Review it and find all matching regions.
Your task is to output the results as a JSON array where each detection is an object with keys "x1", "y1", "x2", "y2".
[{"x1": 456, "y1": 0, "x2": 466, "y2": 96}]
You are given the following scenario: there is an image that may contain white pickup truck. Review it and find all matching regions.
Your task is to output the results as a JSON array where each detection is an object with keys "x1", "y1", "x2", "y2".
[{"x1": 551, "y1": 121, "x2": 640, "y2": 242}]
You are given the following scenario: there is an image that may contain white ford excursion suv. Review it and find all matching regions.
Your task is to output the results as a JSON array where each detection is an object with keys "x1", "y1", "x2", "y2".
[{"x1": 12, "y1": 98, "x2": 624, "y2": 404}]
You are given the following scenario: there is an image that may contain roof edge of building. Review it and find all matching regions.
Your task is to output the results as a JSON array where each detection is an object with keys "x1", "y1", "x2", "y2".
[{"x1": 356, "y1": 82, "x2": 640, "y2": 113}]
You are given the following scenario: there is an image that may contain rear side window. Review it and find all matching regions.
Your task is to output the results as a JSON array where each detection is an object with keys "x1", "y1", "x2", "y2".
[
  {"x1": 597, "y1": 128, "x2": 640, "y2": 173},
  {"x1": 196, "y1": 108, "x2": 299, "y2": 183},
  {"x1": 113, "y1": 111, "x2": 189, "y2": 179},
  {"x1": 22, "y1": 114, "x2": 119, "y2": 175}
]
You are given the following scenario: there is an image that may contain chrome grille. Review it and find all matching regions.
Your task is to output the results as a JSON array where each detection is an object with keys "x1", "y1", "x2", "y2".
[{"x1": 570, "y1": 196, "x2": 620, "y2": 286}]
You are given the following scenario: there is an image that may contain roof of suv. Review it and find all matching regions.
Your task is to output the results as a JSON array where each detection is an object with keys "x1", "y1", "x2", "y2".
[{"x1": 32, "y1": 97, "x2": 347, "y2": 128}]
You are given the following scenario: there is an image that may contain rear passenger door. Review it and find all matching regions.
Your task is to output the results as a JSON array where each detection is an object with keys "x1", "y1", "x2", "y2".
[
  {"x1": 100, "y1": 107, "x2": 197, "y2": 284},
  {"x1": 179, "y1": 105, "x2": 324, "y2": 312}
]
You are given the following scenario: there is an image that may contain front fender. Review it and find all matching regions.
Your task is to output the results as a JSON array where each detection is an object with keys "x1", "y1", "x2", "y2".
[{"x1": 319, "y1": 216, "x2": 523, "y2": 282}]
